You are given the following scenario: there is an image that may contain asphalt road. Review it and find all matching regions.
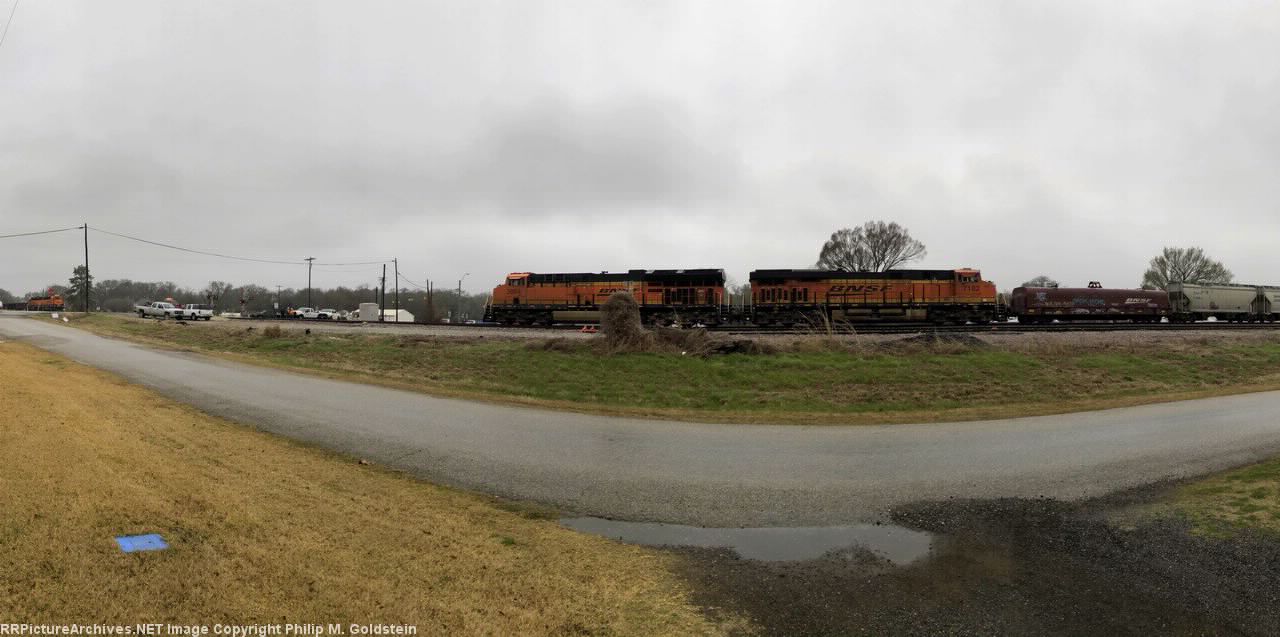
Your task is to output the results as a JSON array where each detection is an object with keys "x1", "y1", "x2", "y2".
[{"x1": 5, "y1": 313, "x2": 1280, "y2": 527}]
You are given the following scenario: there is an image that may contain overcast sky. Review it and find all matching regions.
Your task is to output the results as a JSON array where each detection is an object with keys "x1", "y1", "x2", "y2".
[{"x1": 2, "y1": 1, "x2": 1278, "y2": 297}]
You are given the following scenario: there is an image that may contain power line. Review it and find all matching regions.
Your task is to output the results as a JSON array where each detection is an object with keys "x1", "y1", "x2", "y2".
[
  {"x1": 89, "y1": 226, "x2": 391, "y2": 267},
  {"x1": 311, "y1": 266, "x2": 381, "y2": 274},
  {"x1": 399, "y1": 274, "x2": 432, "y2": 291},
  {"x1": 0, "y1": 225, "x2": 81, "y2": 240},
  {"x1": 0, "y1": 0, "x2": 18, "y2": 52},
  {"x1": 91, "y1": 226, "x2": 307, "y2": 265},
  {"x1": 313, "y1": 259, "x2": 391, "y2": 266}
]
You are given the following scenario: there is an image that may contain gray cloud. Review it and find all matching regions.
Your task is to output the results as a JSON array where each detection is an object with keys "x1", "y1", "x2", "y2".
[
  {"x1": 297, "y1": 97, "x2": 743, "y2": 216},
  {"x1": 2, "y1": 0, "x2": 1279, "y2": 295}
]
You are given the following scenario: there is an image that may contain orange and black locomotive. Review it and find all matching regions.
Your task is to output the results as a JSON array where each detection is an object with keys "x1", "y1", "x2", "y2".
[
  {"x1": 749, "y1": 268, "x2": 999, "y2": 325},
  {"x1": 486, "y1": 269, "x2": 726, "y2": 326}
]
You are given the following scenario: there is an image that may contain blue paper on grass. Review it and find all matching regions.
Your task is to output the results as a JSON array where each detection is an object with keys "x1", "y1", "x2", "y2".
[{"x1": 115, "y1": 534, "x2": 168, "y2": 553}]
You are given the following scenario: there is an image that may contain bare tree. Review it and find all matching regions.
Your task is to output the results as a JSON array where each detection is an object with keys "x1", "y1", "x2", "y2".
[
  {"x1": 1140, "y1": 247, "x2": 1232, "y2": 290},
  {"x1": 1021, "y1": 275, "x2": 1059, "y2": 288},
  {"x1": 816, "y1": 221, "x2": 926, "y2": 271},
  {"x1": 202, "y1": 280, "x2": 235, "y2": 309}
]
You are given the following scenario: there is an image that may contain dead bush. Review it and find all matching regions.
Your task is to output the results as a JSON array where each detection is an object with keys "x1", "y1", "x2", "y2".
[
  {"x1": 262, "y1": 325, "x2": 283, "y2": 338},
  {"x1": 600, "y1": 292, "x2": 656, "y2": 353},
  {"x1": 595, "y1": 292, "x2": 778, "y2": 357},
  {"x1": 653, "y1": 327, "x2": 715, "y2": 355}
]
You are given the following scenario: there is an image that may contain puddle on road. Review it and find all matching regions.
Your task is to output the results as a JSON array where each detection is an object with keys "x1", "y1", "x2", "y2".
[{"x1": 561, "y1": 517, "x2": 934, "y2": 564}]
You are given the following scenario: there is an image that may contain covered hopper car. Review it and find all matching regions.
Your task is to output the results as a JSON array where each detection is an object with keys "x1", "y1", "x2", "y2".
[
  {"x1": 1168, "y1": 283, "x2": 1280, "y2": 322},
  {"x1": 1010, "y1": 285, "x2": 1168, "y2": 323},
  {"x1": 749, "y1": 268, "x2": 999, "y2": 325},
  {"x1": 485, "y1": 269, "x2": 726, "y2": 326}
]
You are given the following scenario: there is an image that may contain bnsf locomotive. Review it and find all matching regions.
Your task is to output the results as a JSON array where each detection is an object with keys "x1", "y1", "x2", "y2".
[
  {"x1": 485, "y1": 269, "x2": 726, "y2": 326},
  {"x1": 749, "y1": 268, "x2": 999, "y2": 325},
  {"x1": 4, "y1": 293, "x2": 65, "y2": 312}
]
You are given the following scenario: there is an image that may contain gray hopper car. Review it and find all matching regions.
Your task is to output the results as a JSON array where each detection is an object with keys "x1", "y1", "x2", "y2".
[{"x1": 1167, "y1": 283, "x2": 1280, "y2": 322}]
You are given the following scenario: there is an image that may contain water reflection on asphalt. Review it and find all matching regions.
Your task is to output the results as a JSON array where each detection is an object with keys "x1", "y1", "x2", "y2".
[{"x1": 562, "y1": 517, "x2": 934, "y2": 564}]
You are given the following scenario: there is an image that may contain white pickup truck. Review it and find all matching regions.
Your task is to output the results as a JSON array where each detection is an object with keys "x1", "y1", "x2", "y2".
[{"x1": 135, "y1": 301, "x2": 183, "y2": 319}]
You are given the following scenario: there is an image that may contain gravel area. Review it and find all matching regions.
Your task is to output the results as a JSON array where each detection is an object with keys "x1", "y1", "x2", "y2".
[
  {"x1": 678, "y1": 483, "x2": 1280, "y2": 635},
  {"x1": 202, "y1": 316, "x2": 592, "y2": 339}
]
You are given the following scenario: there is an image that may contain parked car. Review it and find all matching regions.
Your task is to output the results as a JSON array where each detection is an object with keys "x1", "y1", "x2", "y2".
[
  {"x1": 317, "y1": 308, "x2": 337, "y2": 319},
  {"x1": 136, "y1": 301, "x2": 182, "y2": 319},
  {"x1": 175, "y1": 303, "x2": 214, "y2": 321}
]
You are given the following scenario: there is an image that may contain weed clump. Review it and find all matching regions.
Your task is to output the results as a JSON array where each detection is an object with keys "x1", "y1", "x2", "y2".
[
  {"x1": 262, "y1": 325, "x2": 283, "y2": 339},
  {"x1": 600, "y1": 292, "x2": 656, "y2": 353},
  {"x1": 597, "y1": 292, "x2": 776, "y2": 357}
]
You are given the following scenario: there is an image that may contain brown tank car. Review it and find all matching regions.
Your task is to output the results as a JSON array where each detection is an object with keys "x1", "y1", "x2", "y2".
[{"x1": 1010, "y1": 283, "x2": 1169, "y2": 324}]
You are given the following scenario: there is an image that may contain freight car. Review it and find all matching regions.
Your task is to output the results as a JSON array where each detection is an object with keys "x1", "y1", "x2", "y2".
[
  {"x1": 1010, "y1": 284, "x2": 1168, "y2": 324},
  {"x1": 1168, "y1": 283, "x2": 1280, "y2": 322},
  {"x1": 749, "y1": 268, "x2": 999, "y2": 325},
  {"x1": 485, "y1": 269, "x2": 726, "y2": 326}
]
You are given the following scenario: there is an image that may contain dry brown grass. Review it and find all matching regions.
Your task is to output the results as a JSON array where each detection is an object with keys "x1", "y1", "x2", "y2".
[{"x1": 0, "y1": 341, "x2": 735, "y2": 634}]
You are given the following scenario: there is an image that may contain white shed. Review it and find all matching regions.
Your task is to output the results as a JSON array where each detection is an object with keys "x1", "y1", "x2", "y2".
[{"x1": 381, "y1": 309, "x2": 415, "y2": 322}]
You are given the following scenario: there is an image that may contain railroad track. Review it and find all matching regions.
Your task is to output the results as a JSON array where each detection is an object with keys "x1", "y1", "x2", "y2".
[
  {"x1": 709, "y1": 322, "x2": 1280, "y2": 336},
  {"x1": 207, "y1": 314, "x2": 1280, "y2": 335}
]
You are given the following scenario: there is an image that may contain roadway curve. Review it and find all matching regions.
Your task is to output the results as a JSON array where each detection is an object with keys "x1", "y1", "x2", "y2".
[{"x1": 4, "y1": 313, "x2": 1280, "y2": 527}]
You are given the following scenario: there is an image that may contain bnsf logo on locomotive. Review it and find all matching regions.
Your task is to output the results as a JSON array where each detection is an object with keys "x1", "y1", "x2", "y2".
[
  {"x1": 1124, "y1": 298, "x2": 1152, "y2": 304},
  {"x1": 829, "y1": 285, "x2": 888, "y2": 293}
]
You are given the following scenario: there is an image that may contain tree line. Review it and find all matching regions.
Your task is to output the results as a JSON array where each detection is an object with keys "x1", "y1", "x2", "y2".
[
  {"x1": 0, "y1": 228, "x2": 1243, "y2": 313},
  {"x1": 820, "y1": 221, "x2": 1238, "y2": 289},
  {"x1": 4, "y1": 275, "x2": 492, "y2": 323}
]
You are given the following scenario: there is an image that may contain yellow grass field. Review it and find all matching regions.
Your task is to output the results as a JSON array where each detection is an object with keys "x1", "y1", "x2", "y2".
[{"x1": 0, "y1": 341, "x2": 735, "y2": 634}]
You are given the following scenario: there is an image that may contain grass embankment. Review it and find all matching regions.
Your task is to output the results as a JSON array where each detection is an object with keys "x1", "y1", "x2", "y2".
[
  {"x1": 1173, "y1": 458, "x2": 1280, "y2": 536},
  {"x1": 0, "y1": 340, "x2": 733, "y2": 633},
  {"x1": 62, "y1": 313, "x2": 1280, "y2": 424}
]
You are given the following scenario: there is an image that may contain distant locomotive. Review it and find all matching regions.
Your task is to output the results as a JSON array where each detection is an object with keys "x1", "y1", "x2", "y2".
[
  {"x1": 749, "y1": 268, "x2": 999, "y2": 325},
  {"x1": 1010, "y1": 284, "x2": 1169, "y2": 324},
  {"x1": 485, "y1": 269, "x2": 726, "y2": 326},
  {"x1": 7, "y1": 293, "x2": 65, "y2": 312}
]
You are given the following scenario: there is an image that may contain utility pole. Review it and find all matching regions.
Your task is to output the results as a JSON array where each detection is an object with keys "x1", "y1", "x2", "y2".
[
  {"x1": 427, "y1": 279, "x2": 433, "y2": 323},
  {"x1": 81, "y1": 223, "x2": 89, "y2": 314},
  {"x1": 305, "y1": 256, "x2": 315, "y2": 308},
  {"x1": 380, "y1": 263, "x2": 386, "y2": 322},
  {"x1": 456, "y1": 273, "x2": 469, "y2": 322},
  {"x1": 275, "y1": 285, "x2": 282, "y2": 316},
  {"x1": 393, "y1": 258, "x2": 399, "y2": 323}
]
